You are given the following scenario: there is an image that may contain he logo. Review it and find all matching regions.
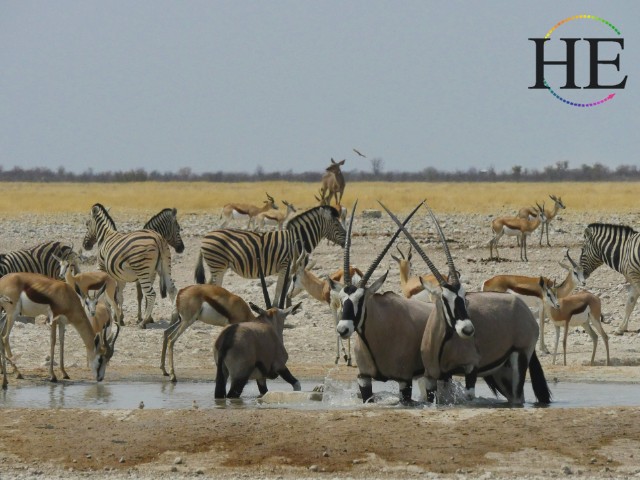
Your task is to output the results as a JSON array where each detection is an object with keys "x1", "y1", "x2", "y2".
[{"x1": 529, "y1": 15, "x2": 627, "y2": 107}]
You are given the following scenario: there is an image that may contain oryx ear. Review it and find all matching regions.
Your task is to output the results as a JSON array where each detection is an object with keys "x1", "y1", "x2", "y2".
[
  {"x1": 327, "y1": 277, "x2": 344, "y2": 294},
  {"x1": 249, "y1": 302, "x2": 266, "y2": 316},
  {"x1": 419, "y1": 277, "x2": 441, "y2": 297},
  {"x1": 369, "y1": 270, "x2": 388, "y2": 294}
]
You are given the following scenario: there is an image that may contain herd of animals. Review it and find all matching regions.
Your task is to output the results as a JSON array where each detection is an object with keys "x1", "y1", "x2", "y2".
[{"x1": 0, "y1": 158, "x2": 639, "y2": 407}]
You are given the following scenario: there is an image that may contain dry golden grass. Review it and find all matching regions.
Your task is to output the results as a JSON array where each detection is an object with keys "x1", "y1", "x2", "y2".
[{"x1": 0, "y1": 181, "x2": 636, "y2": 216}]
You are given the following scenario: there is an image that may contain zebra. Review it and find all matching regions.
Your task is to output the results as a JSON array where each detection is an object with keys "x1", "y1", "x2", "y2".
[
  {"x1": 195, "y1": 205, "x2": 346, "y2": 302},
  {"x1": 580, "y1": 222, "x2": 640, "y2": 335},
  {"x1": 0, "y1": 241, "x2": 77, "y2": 278},
  {"x1": 83, "y1": 203, "x2": 177, "y2": 328}
]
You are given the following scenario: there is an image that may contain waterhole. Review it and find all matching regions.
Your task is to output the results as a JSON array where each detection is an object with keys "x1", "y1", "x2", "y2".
[{"x1": 1, "y1": 377, "x2": 638, "y2": 410}]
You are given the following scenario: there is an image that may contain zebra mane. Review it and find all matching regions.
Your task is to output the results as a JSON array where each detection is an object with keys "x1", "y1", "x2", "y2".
[
  {"x1": 143, "y1": 208, "x2": 176, "y2": 229},
  {"x1": 587, "y1": 222, "x2": 638, "y2": 235},
  {"x1": 286, "y1": 205, "x2": 338, "y2": 231},
  {"x1": 92, "y1": 203, "x2": 117, "y2": 231}
]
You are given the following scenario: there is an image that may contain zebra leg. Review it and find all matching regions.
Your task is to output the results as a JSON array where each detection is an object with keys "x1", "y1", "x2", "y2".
[
  {"x1": 136, "y1": 281, "x2": 144, "y2": 324},
  {"x1": 617, "y1": 284, "x2": 639, "y2": 334},
  {"x1": 116, "y1": 281, "x2": 126, "y2": 325},
  {"x1": 139, "y1": 285, "x2": 156, "y2": 329}
]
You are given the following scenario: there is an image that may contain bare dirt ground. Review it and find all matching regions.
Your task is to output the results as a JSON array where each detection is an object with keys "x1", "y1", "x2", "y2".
[{"x1": 1, "y1": 208, "x2": 640, "y2": 479}]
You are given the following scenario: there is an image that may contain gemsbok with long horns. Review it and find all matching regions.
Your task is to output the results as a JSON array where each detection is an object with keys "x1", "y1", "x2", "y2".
[
  {"x1": 482, "y1": 248, "x2": 585, "y2": 353},
  {"x1": 380, "y1": 202, "x2": 551, "y2": 405},
  {"x1": 287, "y1": 251, "x2": 363, "y2": 365},
  {"x1": 220, "y1": 192, "x2": 278, "y2": 230},
  {"x1": 0, "y1": 272, "x2": 119, "y2": 384},
  {"x1": 539, "y1": 278, "x2": 610, "y2": 366},
  {"x1": 489, "y1": 203, "x2": 546, "y2": 261},
  {"x1": 214, "y1": 261, "x2": 302, "y2": 399}
]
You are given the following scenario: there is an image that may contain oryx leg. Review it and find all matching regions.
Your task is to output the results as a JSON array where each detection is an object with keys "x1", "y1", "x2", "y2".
[
  {"x1": 464, "y1": 369, "x2": 478, "y2": 400},
  {"x1": 357, "y1": 374, "x2": 374, "y2": 403},
  {"x1": 214, "y1": 365, "x2": 228, "y2": 399},
  {"x1": 617, "y1": 283, "x2": 639, "y2": 335},
  {"x1": 227, "y1": 375, "x2": 250, "y2": 398},
  {"x1": 424, "y1": 376, "x2": 437, "y2": 403},
  {"x1": 398, "y1": 380, "x2": 416, "y2": 406},
  {"x1": 278, "y1": 367, "x2": 301, "y2": 391},
  {"x1": 256, "y1": 378, "x2": 268, "y2": 396}
]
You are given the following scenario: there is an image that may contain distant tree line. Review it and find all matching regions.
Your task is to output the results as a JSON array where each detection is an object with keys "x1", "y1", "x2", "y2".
[{"x1": 0, "y1": 161, "x2": 637, "y2": 182}]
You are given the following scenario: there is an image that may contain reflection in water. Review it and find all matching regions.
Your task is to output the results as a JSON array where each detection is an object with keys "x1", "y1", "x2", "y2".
[{"x1": 1, "y1": 379, "x2": 639, "y2": 410}]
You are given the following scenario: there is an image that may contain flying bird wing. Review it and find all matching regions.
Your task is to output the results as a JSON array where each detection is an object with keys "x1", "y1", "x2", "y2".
[{"x1": 353, "y1": 148, "x2": 367, "y2": 158}]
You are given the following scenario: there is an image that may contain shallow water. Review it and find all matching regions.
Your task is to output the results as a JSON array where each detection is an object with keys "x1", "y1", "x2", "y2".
[{"x1": 1, "y1": 377, "x2": 639, "y2": 410}]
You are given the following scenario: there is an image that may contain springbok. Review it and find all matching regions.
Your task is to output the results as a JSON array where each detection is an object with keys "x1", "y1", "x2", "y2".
[
  {"x1": 539, "y1": 278, "x2": 610, "y2": 366},
  {"x1": 214, "y1": 261, "x2": 302, "y2": 399},
  {"x1": 256, "y1": 200, "x2": 297, "y2": 231},
  {"x1": 379, "y1": 202, "x2": 552, "y2": 405},
  {"x1": 481, "y1": 248, "x2": 586, "y2": 353},
  {"x1": 287, "y1": 252, "x2": 363, "y2": 365},
  {"x1": 0, "y1": 309, "x2": 7, "y2": 389},
  {"x1": 55, "y1": 255, "x2": 121, "y2": 326},
  {"x1": 489, "y1": 203, "x2": 546, "y2": 261},
  {"x1": 519, "y1": 195, "x2": 566, "y2": 246},
  {"x1": 160, "y1": 284, "x2": 255, "y2": 382},
  {"x1": 390, "y1": 245, "x2": 443, "y2": 302},
  {"x1": 0, "y1": 272, "x2": 119, "y2": 384},
  {"x1": 220, "y1": 192, "x2": 278, "y2": 229},
  {"x1": 320, "y1": 158, "x2": 346, "y2": 206}
]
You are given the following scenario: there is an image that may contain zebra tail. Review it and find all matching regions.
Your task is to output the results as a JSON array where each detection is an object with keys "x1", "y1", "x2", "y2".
[
  {"x1": 195, "y1": 251, "x2": 206, "y2": 284},
  {"x1": 529, "y1": 350, "x2": 552, "y2": 404}
]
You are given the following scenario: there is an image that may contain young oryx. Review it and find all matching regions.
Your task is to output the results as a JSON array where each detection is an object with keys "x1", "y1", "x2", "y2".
[
  {"x1": 390, "y1": 245, "x2": 443, "y2": 302},
  {"x1": 214, "y1": 263, "x2": 302, "y2": 399},
  {"x1": 482, "y1": 249, "x2": 586, "y2": 353},
  {"x1": 256, "y1": 200, "x2": 297, "y2": 231},
  {"x1": 380, "y1": 202, "x2": 551, "y2": 405},
  {"x1": 160, "y1": 284, "x2": 256, "y2": 382},
  {"x1": 329, "y1": 201, "x2": 433, "y2": 404},
  {"x1": 287, "y1": 252, "x2": 363, "y2": 366},
  {"x1": 0, "y1": 272, "x2": 119, "y2": 384},
  {"x1": 539, "y1": 278, "x2": 610, "y2": 366},
  {"x1": 489, "y1": 203, "x2": 546, "y2": 261},
  {"x1": 220, "y1": 192, "x2": 278, "y2": 230}
]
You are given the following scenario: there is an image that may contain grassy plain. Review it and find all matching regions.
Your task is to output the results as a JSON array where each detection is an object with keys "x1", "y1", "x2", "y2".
[{"x1": 0, "y1": 181, "x2": 637, "y2": 216}]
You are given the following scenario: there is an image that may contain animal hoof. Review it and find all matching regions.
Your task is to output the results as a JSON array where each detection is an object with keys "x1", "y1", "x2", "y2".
[
  {"x1": 614, "y1": 329, "x2": 625, "y2": 336},
  {"x1": 138, "y1": 322, "x2": 147, "y2": 330},
  {"x1": 63, "y1": 374, "x2": 70, "y2": 380},
  {"x1": 16, "y1": 373, "x2": 23, "y2": 380},
  {"x1": 49, "y1": 377, "x2": 57, "y2": 383}
]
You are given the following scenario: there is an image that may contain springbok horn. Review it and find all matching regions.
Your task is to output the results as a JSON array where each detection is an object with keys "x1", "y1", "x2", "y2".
[
  {"x1": 256, "y1": 256, "x2": 272, "y2": 309},
  {"x1": 565, "y1": 248, "x2": 578, "y2": 267},
  {"x1": 424, "y1": 204, "x2": 459, "y2": 286},
  {"x1": 109, "y1": 322, "x2": 121, "y2": 349},
  {"x1": 378, "y1": 201, "x2": 447, "y2": 286},
  {"x1": 343, "y1": 200, "x2": 359, "y2": 286},
  {"x1": 396, "y1": 244, "x2": 405, "y2": 260},
  {"x1": 359, "y1": 201, "x2": 424, "y2": 288}
]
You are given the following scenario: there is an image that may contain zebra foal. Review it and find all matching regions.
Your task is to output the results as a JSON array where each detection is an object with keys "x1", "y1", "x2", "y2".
[
  {"x1": 83, "y1": 203, "x2": 177, "y2": 328},
  {"x1": 195, "y1": 205, "x2": 346, "y2": 302}
]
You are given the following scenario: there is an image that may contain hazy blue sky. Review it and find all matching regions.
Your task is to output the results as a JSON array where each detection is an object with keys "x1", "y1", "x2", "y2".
[{"x1": 1, "y1": 1, "x2": 638, "y2": 174}]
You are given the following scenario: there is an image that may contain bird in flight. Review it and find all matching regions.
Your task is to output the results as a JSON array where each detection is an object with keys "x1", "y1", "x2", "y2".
[{"x1": 353, "y1": 148, "x2": 367, "y2": 158}]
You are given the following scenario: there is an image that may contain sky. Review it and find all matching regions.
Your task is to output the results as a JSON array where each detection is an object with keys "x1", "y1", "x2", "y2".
[{"x1": 1, "y1": 1, "x2": 638, "y2": 175}]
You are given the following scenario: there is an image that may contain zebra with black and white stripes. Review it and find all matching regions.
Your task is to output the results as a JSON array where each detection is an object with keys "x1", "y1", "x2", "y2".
[
  {"x1": 143, "y1": 208, "x2": 185, "y2": 254},
  {"x1": 83, "y1": 203, "x2": 177, "y2": 328},
  {"x1": 0, "y1": 241, "x2": 76, "y2": 278},
  {"x1": 580, "y1": 222, "x2": 640, "y2": 335},
  {"x1": 195, "y1": 205, "x2": 346, "y2": 301}
]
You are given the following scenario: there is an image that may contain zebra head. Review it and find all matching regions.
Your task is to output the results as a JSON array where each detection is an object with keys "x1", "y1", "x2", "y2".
[
  {"x1": 321, "y1": 205, "x2": 346, "y2": 247},
  {"x1": 144, "y1": 208, "x2": 185, "y2": 254},
  {"x1": 84, "y1": 204, "x2": 116, "y2": 251},
  {"x1": 579, "y1": 223, "x2": 637, "y2": 280}
]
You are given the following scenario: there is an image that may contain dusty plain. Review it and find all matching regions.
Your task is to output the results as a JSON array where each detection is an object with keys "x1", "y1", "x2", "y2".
[{"x1": 1, "y1": 182, "x2": 640, "y2": 479}]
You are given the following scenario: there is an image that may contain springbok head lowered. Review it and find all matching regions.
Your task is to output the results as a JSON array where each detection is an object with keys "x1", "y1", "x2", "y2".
[
  {"x1": 330, "y1": 201, "x2": 424, "y2": 339},
  {"x1": 559, "y1": 248, "x2": 586, "y2": 287},
  {"x1": 379, "y1": 201, "x2": 475, "y2": 339}
]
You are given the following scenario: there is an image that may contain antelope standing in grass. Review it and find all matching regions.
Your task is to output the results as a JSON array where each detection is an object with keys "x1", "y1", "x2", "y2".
[
  {"x1": 220, "y1": 192, "x2": 278, "y2": 229},
  {"x1": 214, "y1": 262, "x2": 302, "y2": 399},
  {"x1": 0, "y1": 272, "x2": 119, "y2": 384},
  {"x1": 379, "y1": 202, "x2": 551, "y2": 405},
  {"x1": 56, "y1": 255, "x2": 121, "y2": 326},
  {"x1": 489, "y1": 203, "x2": 546, "y2": 261},
  {"x1": 539, "y1": 278, "x2": 610, "y2": 366},
  {"x1": 160, "y1": 284, "x2": 255, "y2": 382},
  {"x1": 481, "y1": 249, "x2": 585, "y2": 353},
  {"x1": 519, "y1": 195, "x2": 566, "y2": 246},
  {"x1": 287, "y1": 252, "x2": 363, "y2": 365},
  {"x1": 320, "y1": 158, "x2": 346, "y2": 206},
  {"x1": 256, "y1": 200, "x2": 297, "y2": 231},
  {"x1": 390, "y1": 245, "x2": 443, "y2": 302}
]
